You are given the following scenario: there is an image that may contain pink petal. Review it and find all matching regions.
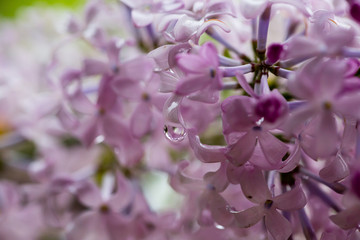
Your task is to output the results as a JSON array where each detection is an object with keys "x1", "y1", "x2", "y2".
[
  {"x1": 173, "y1": 15, "x2": 200, "y2": 42},
  {"x1": 132, "y1": 10, "x2": 154, "y2": 27},
  {"x1": 264, "y1": 209, "x2": 292, "y2": 240},
  {"x1": 221, "y1": 96, "x2": 256, "y2": 134},
  {"x1": 236, "y1": 72, "x2": 257, "y2": 98},
  {"x1": 234, "y1": 206, "x2": 264, "y2": 228},
  {"x1": 238, "y1": 0, "x2": 268, "y2": 19},
  {"x1": 204, "y1": 162, "x2": 229, "y2": 192},
  {"x1": 112, "y1": 79, "x2": 141, "y2": 100},
  {"x1": 319, "y1": 154, "x2": 349, "y2": 182},
  {"x1": 196, "y1": 19, "x2": 231, "y2": 42},
  {"x1": 107, "y1": 174, "x2": 133, "y2": 212},
  {"x1": 82, "y1": 59, "x2": 109, "y2": 76},
  {"x1": 335, "y1": 92, "x2": 360, "y2": 119},
  {"x1": 175, "y1": 75, "x2": 209, "y2": 96},
  {"x1": 258, "y1": 132, "x2": 289, "y2": 165},
  {"x1": 239, "y1": 165, "x2": 271, "y2": 203},
  {"x1": 69, "y1": 91, "x2": 97, "y2": 114},
  {"x1": 188, "y1": 129, "x2": 227, "y2": 163},
  {"x1": 75, "y1": 181, "x2": 103, "y2": 208},
  {"x1": 57, "y1": 106, "x2": 79, "y2": 130},
  {"x1": 207, "y1": 191, "x2": 234, "y2": 226},
  {"x1": 130, "y1": 102, "x2": 153, "y2": 138},
  {"x1": 278, "y1": 141, "x2": 301, "y2": 173},
  {"x1": 177, "y1": 54, "x2": 211, "y2": 74},
  {"x1": 188, "y1": 84, "x2": 220, "y2": 103},
  {"x1": 85, "y1": 2, "x2": 99, "y2": 25},
  {"x1": 330, "y1": 205, "x2": 360, "y2": 229},
  {"x1": 119, "y1": 56, "x2": 155, "y2": 82},
  {"x1": 77, "y1": 116, "x2": 99, "y2": 147},
  {"x1": 199, "y1": 42, "x2": 219, "y2": 67},
  {"x1": 314, "y1": 111, "x2": 338, "y2": 158},
  {"x1": 66, "y1": 212, "x2": 109, "y2": 240},
  {"x1": 273, "y1": 185, "x2": 307, "y2": 211},
  {"x1": 282, "y1": 105, "x2": 316, "y2": 135},
  {"x1": 101, "y1": 113, "x2": 130, "y2": 145},
  {"x1": 226, "y1": 162, "x2": 244, "y2": 184},
  {"x1": 225, "y1": 132, "x2": 256, "y2": 166}
]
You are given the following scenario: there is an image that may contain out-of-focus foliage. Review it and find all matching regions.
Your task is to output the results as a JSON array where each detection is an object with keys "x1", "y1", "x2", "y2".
[{"x1": 0, "y1": 0, "x2": 85, "y2": 18}]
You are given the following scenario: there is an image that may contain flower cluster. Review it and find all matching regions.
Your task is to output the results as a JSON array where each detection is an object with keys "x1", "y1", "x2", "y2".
[{"x1": 1, "y1": 0, "x2": 360, "y2": 239}]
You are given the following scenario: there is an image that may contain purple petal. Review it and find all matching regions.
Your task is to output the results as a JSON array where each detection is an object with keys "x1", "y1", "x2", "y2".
[
  {"x1": 273, "y1": 185, "x2": 307, "y2": 211},
  {"x1": 175, "y1": 75, "x2": 209, "y2": 96},
  {"x1": 278, "y1": 141, "x2": 301, "y2": 173},
  {"x1": 238, "y1": 0, "x2": 268, "y2": 19},
  {"x1": 75, "y1": 181, "x2": 103, "y2": 208},
  {"x1": 225, "y1": 132, "x2": 256, "y2": 166},
  {"x1": 132, "y1": 10, "x2": 154, "y2": 27},
  {"x1": 204, "y1": 162, "x2": 229, "y2": 192},
  {"x1": 188, "y1": 129, "x2": 227, "y2": 163},
  {"x1": 314, "y1": 111, "x2": 338, "y2": 158},
  {"x1": 264, "y1": 209, "x2": 292, "y2": 240},
  {"x1": 119, "y1": 56, "x2": 155, "y2": 82},
  {"x1": 258, "y1": 132, "x2": 289, "y2": 165},
  {"x1": 221, "y1": 96, "x2": 256, "y2": 134},
  {"x1": 234, "y1": 206, "x2": 264, "y2": 228},
  {"x1": 207, "y1": 191, "x2": 234, "y2": 226},
  {"x1": 82, "y1": 59, "x2": 109, "y2": 76},
  {"x1": 239, "y1": 165, "x2": 271, "y2": 203},
  {"x1": 130, "y1": 102, "x2": 153, "y2": 138},
  {"x1": 319, "y1": 154, "x2": 349, "y2": 182},
  {"x1": 330, "y1": 206, "x2": 360, "y2": 229}
]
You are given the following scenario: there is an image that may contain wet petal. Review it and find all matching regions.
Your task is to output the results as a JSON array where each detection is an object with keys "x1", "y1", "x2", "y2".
[{"x1": 207, "y1": 191, "x2": 234, "y2": 226}]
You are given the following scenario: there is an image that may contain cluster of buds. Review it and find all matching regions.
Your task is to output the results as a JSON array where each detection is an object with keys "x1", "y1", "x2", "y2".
[{"x1": 1, "y1": 0, "x2": 360, "y2": 239}]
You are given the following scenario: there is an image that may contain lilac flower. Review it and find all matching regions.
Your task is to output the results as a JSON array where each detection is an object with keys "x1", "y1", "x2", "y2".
[
  {"x1": 66, "y1": 174, "x2": 133, "y2": 239},
  {"x1": 175, "y1": 42, "x2": 222, "y2": 103},
  {"x1": 232, "y1": 165, "x2": 307, "y2": 240},
  {"x1": 221, "y1": 93, "x2": 289, "y2": 168}
]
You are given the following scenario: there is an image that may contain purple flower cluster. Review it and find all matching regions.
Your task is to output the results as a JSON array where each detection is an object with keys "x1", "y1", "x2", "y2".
[{"x1": 2, "y1": 0, "x2": 360, "y2": 239}]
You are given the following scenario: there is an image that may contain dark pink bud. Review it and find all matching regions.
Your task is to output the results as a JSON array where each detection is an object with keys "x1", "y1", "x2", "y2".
[
  {"x1": 351, "y1": 171, "x2": 360, "y2": 199},
  {"x1": 266, "y1": 43, "x2": 283, "y2": 65},
  {"x1": 350, "y1": 3, "x2": 360, "y2": 23},
  {"x1": 255, "y1": 93, "x2": 287, "y2": 123}
]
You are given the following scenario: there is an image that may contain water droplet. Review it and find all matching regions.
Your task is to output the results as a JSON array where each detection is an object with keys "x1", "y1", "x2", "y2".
[
  {"x1": 214, "y1": 223, "x2": 225, "y2": 230},
  {"x1": 95, "y1": 135, "x2": 105, "y2": 144},
  {"x1": 226, "y1": 205, "x2": 240, "y2": 214},
  {"x1": 164, "y1": 124, "x2": 186, "y2": 143}
]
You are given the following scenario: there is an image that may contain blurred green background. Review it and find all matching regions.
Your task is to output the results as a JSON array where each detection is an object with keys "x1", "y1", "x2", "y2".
[{"x1": 0, "y1": 0, "x2": 86, "y2": 18}]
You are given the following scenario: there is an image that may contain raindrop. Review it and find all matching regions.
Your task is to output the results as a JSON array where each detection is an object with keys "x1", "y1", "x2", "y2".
[
  {"x1": 95, "y1": 135, "x2": 105, "y2": 144},
  {"x1": 226, "y1": 205, "x2": 240, "y2": 214},
  {"x1": 164, "y1": 124, "x2": 186, "y2": 143},
  {"x1": 214, "y1": 223, "x2": 225, "y2": 230}
]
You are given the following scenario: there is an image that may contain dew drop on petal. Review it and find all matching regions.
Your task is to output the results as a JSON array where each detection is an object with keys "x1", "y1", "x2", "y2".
[
  {"x1": 95, "y1": 135, "x2": 105, "y2": 144},
  {"x1": 226, "y1": 205, "x2": 240, "y2": 214},
  {"x1": 214, "y1": 223, "x2": 225, "y2": 230},
  {"x1": 164, "y1": 124, "x2": 186, "y2": 143}
]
